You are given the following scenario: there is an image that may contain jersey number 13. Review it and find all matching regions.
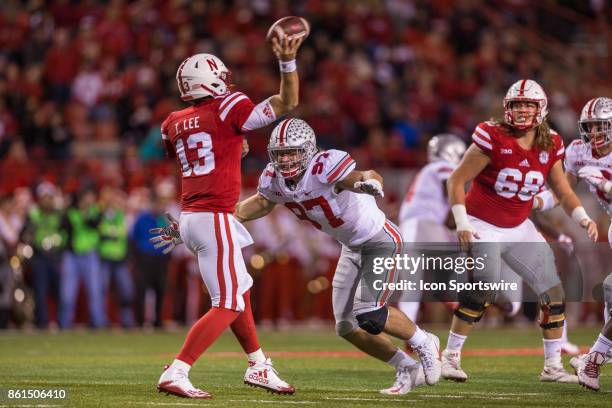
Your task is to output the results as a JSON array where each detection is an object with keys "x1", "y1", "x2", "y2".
[{"x1": 176, "y1": 132, "x2": 215, "y2": 177}]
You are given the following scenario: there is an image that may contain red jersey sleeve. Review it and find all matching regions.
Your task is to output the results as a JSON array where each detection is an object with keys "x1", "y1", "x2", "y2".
[
  {"x1": 550, "y1": 130, "x2": 565, "y2": 164},
  {"x1": 217, "y1": 91, "x2": 256, "y2": 134},
  {"x1": 471, "y1": 122, "x2": 495, "y2": 156},
  {"x1": 161, "y1": 114, "x2": 176, "y2": 158}
]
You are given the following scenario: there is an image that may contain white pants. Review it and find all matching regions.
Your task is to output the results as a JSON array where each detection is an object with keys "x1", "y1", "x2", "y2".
[
  {"x1": 180, "y1": 212, "x2": 254, "y2": 312},
  {"x1": 468, "y1": 215, "x2": 561, "y2": 296}
]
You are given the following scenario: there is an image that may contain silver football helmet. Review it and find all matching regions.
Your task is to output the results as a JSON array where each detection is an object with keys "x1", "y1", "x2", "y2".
[
  {"x1": 268, "y1": 118, "x2": 318, "y2": 178},
  {"x1": 427, "y1": 134, "x2": 466, "y2": 165},
  {"x1": 578, "y1": 97, "x2": 612, "y2": 150}
]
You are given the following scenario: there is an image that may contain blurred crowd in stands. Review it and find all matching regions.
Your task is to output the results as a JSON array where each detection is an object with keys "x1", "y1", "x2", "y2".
[
  {"x1": 0, "y1": 0, "x2": 610, "y2": 329},
  {"x1": 0, "y1": 179, "x2": 344, "y2": 329}
]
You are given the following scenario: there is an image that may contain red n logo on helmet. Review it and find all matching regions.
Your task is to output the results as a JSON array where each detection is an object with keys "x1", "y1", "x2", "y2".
[
  {"x1": 207, "y1": 59, "x2": 219, "y2": 71},
  {"x1": 518, "y1": 79, "x2": 527, "y2": 96}
]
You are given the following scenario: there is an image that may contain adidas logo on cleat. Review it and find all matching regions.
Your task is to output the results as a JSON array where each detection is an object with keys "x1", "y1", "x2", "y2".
[{"x1": 248, "y1": 371, "x2": 270, "y2": 385}]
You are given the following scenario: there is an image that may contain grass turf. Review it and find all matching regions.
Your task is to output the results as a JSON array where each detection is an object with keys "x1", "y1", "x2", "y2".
[{"x1": 0, "y1": 327, "x2": 610, "y2": 407}]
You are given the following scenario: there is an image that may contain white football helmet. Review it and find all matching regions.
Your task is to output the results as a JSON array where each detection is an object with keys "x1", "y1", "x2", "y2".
[
  {"x1": 578, "y1": 97, "x2": 612, "y2": 150},
  {"x1": 268, "y1": 118, "x2": 318, "y2": 178},
  {"x1": 503, "y1": 79, "x2": 548, "y2": 130},
  {"x1": 176, "y1": 53, "x2": 231, "y2": 101},
  {"x1": 427, "y1": 133, "x2": 466, "y2": 165}
]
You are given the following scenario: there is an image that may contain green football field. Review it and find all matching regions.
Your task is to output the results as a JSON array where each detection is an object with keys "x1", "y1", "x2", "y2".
[{"x1": 0, "y1": 327, "x2": 610, "y2": 407}]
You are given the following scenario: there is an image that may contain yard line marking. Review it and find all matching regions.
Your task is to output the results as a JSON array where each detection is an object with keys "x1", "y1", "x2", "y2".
[
  {"x1": 129, "y1": 403, "x2": 203, "y2": 406},
  {"x1": 158, "y1": 346, "x2": 590, "y2": 359},
  {"x1": 455, "y1": 392, "x2": 542, "y2": 396},
  {"x1": 419, "y1": 395, "x2": 514, "y2": 400},
  {"x1": 229, "y1": 400, "x2": 318, "y2": 405},
  {"x1": 325, "y1": 397, "x2": 417, "y2": 402}
]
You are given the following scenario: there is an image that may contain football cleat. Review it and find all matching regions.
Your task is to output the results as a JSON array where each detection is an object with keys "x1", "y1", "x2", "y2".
[
  {"x1": 157, "y1": 365, "x2": 212, "y2": 399},
  {"x1": 540, "y1": 358, "x2": 578, "y2": 383},
  {"x1": 244, "y1": 358, "x2": 295, "y2": 395},
  {"x1": 441, "y1": 349, "x2": 468, "y2": 382},
  {"x1": 380, "y1": 364, "x2": 425, "y2": 395},
  {"x1": 561, "y1": 341, "x2": 581, "y2": 356},
  {"x1": 571, "y1": 352, "x2": 606, "y2": 391},
  {"x1": 413, "y1": 332, "x2": 442, "y2": 385}
]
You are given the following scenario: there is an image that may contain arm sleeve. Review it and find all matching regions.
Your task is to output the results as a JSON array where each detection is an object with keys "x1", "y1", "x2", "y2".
[
  {"x1": 241, "y1": 98, "x2": 277, "y2": 132},
  {"x1": 319, "y1": 149, "x2": 357, "y2": 185},
  {"x1": 218, "y1": 92, "x2": 256, "y2": 134}
]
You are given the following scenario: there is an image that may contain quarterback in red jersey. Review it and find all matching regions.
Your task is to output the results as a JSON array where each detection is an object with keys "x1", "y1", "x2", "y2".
[
  {"x1": 154, "y1": 36, "x2": 304, "y2": 399},
  {"x1": 441, "y1": 79, "x2": 598, "y2": 384}
]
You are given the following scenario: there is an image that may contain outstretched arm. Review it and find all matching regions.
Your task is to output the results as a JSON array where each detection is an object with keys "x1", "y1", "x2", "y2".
[
  {"x1": 234, "y1": 193, "x2": 277, "y2": 223},
  {"x1": 268, "y1": 36, "x2": 304, "y2": 116},
  {"x1": 335, "y1": 170, "x2": 384, "y2": 197}
]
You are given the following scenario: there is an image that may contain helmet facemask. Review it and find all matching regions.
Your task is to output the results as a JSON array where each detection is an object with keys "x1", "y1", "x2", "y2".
[
  {"x1": 579, "y1": 119, "x2": 612, "y2": 151},
  {"x1": 504, "y1": 100, "x2": 545, "y2": 131},
  {"x1": 269, "y1": 146, "x2": 311, "y2": 178}
]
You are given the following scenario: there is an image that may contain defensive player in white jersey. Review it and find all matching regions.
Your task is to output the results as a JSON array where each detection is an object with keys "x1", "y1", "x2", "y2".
[
  {"x1": 236, "y1": 118, "x2": 442, "y2": 394},
  {"x1": 442, "y1": 79, "x2": 598, "y2": 385},
  {"x1": 397, "y1": 134, "x2": 466, "y2": 325},
  {"x1": 533, "y1": 97, "x2": 612, "y2": 391}
]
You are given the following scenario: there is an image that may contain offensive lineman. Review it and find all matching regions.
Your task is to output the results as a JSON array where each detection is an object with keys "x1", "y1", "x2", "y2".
[
  {"x1": 153, "y1": 35, "x2": 304, "y2": 398},
  {"x1": 441, "y1": 79, "x2": 598, "y2": 384},
  {"x1": 534, "y1": 97, "x2": 612, "y2": 391}
]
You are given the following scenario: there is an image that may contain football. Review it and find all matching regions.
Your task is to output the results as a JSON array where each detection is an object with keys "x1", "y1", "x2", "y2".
[{"x1": 266, "y1": 16, "x2": 310, "y2": 43}]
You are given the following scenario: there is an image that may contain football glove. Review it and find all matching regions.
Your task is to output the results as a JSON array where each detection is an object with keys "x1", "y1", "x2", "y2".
[
  {"x1": 149, "y1": 213, "x2": 182, "y2": 254},
  {"x1": 578, "y1": 166, "x2": 606, "y2": 189},
  {"x1": 354, "y1": 179, "x2": 384, "y2": 197}
]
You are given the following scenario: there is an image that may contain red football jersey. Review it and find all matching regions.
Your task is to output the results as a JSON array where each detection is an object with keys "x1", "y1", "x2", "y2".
[
  {"x1": 466, "y1": 121, "x2": 565, "y2": 228},
  {"x1": 161, "y1": 91, "x2": 255, "y2": 213}
]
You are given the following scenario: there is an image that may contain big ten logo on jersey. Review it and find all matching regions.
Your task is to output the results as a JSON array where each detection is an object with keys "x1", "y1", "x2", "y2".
[
  {"x1": 494, "y1": 168, "x2": 544, "y2": 201},
  {"x1": 311, "y1": 153, "x2": 330, "y2": 175},
  {"x1": 174, "y1": 116, "x2": 200, "y2": 135}
]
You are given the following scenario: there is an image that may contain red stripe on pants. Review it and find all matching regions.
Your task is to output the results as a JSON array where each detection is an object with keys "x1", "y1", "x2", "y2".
[
  {"x1": 214, "y1": 213, "x2": 226, "y2": 308},
  {"x1": 223, "y1": 214, "x2": 238, "y2": 310},
  {"x1": 379, "y1": 222, "x2": 402, "y2": 306}
]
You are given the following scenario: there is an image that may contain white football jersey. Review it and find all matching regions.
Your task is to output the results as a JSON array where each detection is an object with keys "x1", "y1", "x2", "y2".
[
  {"x1": 399, "y1": 160, "x2": 456, "y2": 224},
  {"x1": 564, "y1": 139, "x2": 612, "y2": 217},
  {"x1": 257, "y1": 149, "x2": 386, "y2": 247}
]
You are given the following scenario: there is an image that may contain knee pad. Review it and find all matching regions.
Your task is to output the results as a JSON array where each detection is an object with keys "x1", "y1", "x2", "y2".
[
  {"x1": 335, "y1": 320, "x2": 357, "y2": 337},
  {"x1": 454, "y1": 302, "x2": 488, "y2": 323},
  {"x1": 539, "y1": 287, "x2": 565, "y2": 329},
  {"x1": 454, "y1": 288, "x2": 491, "y2": 323},
  {"x1": 356, "y1": 306, "x2": 388, "y2": 335}
]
